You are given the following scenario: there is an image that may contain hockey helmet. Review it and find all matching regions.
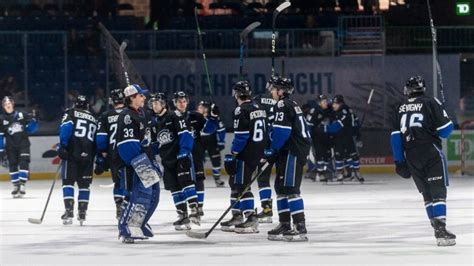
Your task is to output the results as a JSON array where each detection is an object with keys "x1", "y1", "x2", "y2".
[
  {"x1": 172, "y1": 91, "x2": 189, "y2": 104},
  {"x1": 110, "y1": 88, "x2": 125, "y2": 105},
  {"x1": 332, "y1": 95, "x2": 344, "y2": 104},
  {"x1": 271, "y1": 76, "x2": 294, "y2": 96},
  {"x1": 317, "y1": 95, "x2": 328, "y2": 102},
  {"x1": 232, "y1": 80, "x2": 252, "y2": 99},
  {"x1": 75, "y1": 95, "x2": 89, "y2": 110},
  {"x1": 148, "y1": 92, "x2": 167, "y2": 109},
  {"x1": 404, "y1": 75, "x2": 426, "y2": 96},
  {"x1": 198, "y1": 100, "x2": 212, "y2": 109}
]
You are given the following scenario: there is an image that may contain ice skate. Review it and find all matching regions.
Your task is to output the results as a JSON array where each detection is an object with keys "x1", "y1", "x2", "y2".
[
  {"x1": 352, "y1": 170, "x2": 364, "y2": 183},
  {"x1": 11, "y1": 184, "x2": 21, "y2": 198},
  {"x1": 19, "y1": 183, "x2": 26, "y2": 197},
  {"x1": 198, "y1": 206, "x2": 204, "y2": 217},
  {"x1": 120, "y1": 236, "x2": 135, "y2": 244},
  {"x1": 257, "y1": 200, "x2": 273, "y2": 223},
  {"x1": 220, "y1": 212, "x2": 243, "y2": 232},
  {"x1": 336, "y1": 172, "x2": 344, "y2": 184},
  {"x1": 189, "y1": 206, "x2": 201, "y2": 226},
  {"x1": 267, "y1": 222, "x2": 291, "y2": 241},
  {"x1": 214, "y1": 177, "x2": 225, "y2": 187},
  {"x1": 283, "y1": 221, "x2": 308, "y2": 242},
  {"x1": 432, "y1": 219, "x2": 456, "y2": 246},
  {"x1": 173, "y1": 212, "x2": 191, "y2": 231},
  {"x1": 61, "y1": 209, "x2": 74, "y2": 225},
  {"x1": 78, "y1": 210, "x2": 86, "y2": 226},
  {"x1": 234, "y1": 213, "x2": 259, "y2": 234}
]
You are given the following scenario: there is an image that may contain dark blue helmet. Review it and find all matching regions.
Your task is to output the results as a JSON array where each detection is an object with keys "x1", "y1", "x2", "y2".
[
  {"x1": 75, "y1": 95, "x2": 89, "y2": 110},
  {"x1": 232, "y1": 80, "x2": 252, "y2": 99},
  {"x1": 404, "y1": 75, "x2": 426, "y2": 96}
]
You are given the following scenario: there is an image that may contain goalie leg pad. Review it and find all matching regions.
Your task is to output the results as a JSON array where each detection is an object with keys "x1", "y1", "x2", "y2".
[
  {"x1": 131, "y1": 153, "x2": 160, "y2": 188},
  {"x1": 119, "y1": 173, "x2": 157, "y2": 239}
]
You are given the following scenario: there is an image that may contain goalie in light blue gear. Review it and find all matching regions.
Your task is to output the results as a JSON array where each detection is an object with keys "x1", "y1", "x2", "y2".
[{"x1": 116, "y1": 84, "x2": 161, "y2": 243}]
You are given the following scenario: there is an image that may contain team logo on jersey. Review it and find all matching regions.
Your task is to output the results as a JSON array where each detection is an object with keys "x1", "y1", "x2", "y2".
[
  {"x1": 277, "y1": 100, "x2": 284, "y2": 108},
  {"x1": 80, "y1": 152, "x2": 89, "y2": 158},
  {"x1": 3, "y1": 120, "x2": 9, "y2": 126},
  {"x1": 157, "y1": 129, "x2": 174, "y2": 145},
  {"x1": 124, "y1": 114, "x2": 132, "y2": 125},
  {"x1": 18, "y1": 112, "x2": 23, "y2": 120},
  {"x1": 342, "y1": 109, "x2": 347, "y2": 114},
  {"x1": 234, "y1": 107, "x2": 241, "y2": 115},
  {"x1": 7, "y1": 123, "x2": 23, "y2": 135}
]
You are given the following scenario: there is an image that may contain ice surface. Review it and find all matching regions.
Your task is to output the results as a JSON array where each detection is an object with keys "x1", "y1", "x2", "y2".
[{"x1": 1, "y1": 174, "x2": 473, "y2": 265}]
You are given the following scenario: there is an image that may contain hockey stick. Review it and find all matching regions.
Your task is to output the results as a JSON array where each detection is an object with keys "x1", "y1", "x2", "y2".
[
  {"x1": 239, "y1": 21, "x2": 261, "y2": 79},
  {"x1": 185, "y1": 161, "x2": 270, "y2": 239},
  {"x1": 271, "y1": 1, "x2": 291, "y2": 76},
  {"x1": 426, "y1": 0, "x2": 446, "y2": 104},
  {"x1": 194, "y1": 7, "x2": 214, "y2": 102},
  {"x1": 359, "y1": 89, "x2": 374, "y2": 127},
  {"x1": 28, "y1": 163, "x2": 62, "y2": 224},
  {"x1": 119, "y1": 40, "x2": 131, "y2": 86}
]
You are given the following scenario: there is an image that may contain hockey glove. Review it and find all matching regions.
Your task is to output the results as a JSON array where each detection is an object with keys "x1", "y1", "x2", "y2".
[
  {"x1": 263, "y1": 148, "x2": 278, "y2": 165},
  {"x1": 57, "y1": 146, "x2": 69, "y2": 160},
  {"x1": 177, "y1": 153, "x2": 192, "y2": 172},
  {"x1": 210, "y1": 104, "x2": 220, "y2": 118},
  {"x1": 218, "y1": 142, "x2": 225, "y2": 151},
  {"x1": 224, "y1": 154, "x2": 237, "y2": 176},
  {"x1": 94, "y1": 154, "x2": 108, "y2": 175},
  {"x1": 395, "y1": 161, "x2": 411, "y2": 179}
]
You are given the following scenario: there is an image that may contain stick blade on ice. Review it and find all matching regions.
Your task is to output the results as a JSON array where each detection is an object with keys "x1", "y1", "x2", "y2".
[
  {"x1": 28, "y1": 218, "x2": 42, "y2": 224},
  {"x1": 275, "y1": 1, "x2": 291, "y2": 13},
  {"x1": 185, "y1": 230, "x2": 207, "y2": 239}
]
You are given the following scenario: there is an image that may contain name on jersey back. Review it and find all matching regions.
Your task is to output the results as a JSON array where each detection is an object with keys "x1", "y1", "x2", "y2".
[{"x1": 399, "y1": 103, "x2": 423, "y2": 113}]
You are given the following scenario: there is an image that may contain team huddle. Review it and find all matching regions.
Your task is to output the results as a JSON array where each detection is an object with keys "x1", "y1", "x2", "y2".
[{"x1": 0, "y1": 74, "x2": 456, "y2": 246}]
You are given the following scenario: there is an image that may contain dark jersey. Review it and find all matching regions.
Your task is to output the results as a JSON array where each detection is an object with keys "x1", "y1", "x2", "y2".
[
  {"x1": 59, "y1": 108, "x2": 97, "y2": 162},
  {"x1": 272, "y1": 98, "x2": 312, "y2": 159},
  {"x1": 96, "y1": 108, "x2": 124, "y2": 166},
  {"x1": 231, "y1": 100, "x2": 268, "y2": 163},
  {"x1": 116, "y1": 107, "x2": 152, "y2": 165},
  {"x1": 0, "y1": 111, "x2": 36, "y2": 149},
  {"x1": 253, "y1": 94, "x2": 277, "y2": 125},
  {"x1": 307, "y1": 106, "x2": 334, "y2": 141},
  {"x1": 392, "y1": 96, "x2": 452, "y2": 151},
  {"x1": 332, "y1": 104, "x2": 357, "y2": 139},
  {"x1": 154, "y1": 110, "x2": 193, "y2": 166}
]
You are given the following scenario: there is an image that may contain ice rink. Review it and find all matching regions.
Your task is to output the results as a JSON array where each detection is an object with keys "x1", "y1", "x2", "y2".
[{"x1": 1, "y1": 174, "x2": 473, "y2": 266}]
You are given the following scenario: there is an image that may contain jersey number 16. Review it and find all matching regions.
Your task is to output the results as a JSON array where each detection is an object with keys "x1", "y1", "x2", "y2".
[{"x1": 400, "y1": 113, "x2": 424, "y2": 134}]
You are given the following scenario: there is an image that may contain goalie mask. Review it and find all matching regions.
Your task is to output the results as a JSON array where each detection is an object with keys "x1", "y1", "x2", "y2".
[{"x1": 404, "y1": 75, "x2": 426, "y2": 96}]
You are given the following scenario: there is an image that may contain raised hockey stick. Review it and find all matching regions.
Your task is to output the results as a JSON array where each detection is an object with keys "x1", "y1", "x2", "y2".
[
  {"x1": 119, "y1": 40, "x2": 131, "y2": 86},
  {"x1": 426, "y1": 0, "x2": 446, "y2": 104},
  {"x1": 185, "y1": 161, "x2": 270, "y2": 239},
  {"x1": 359, "y1": 89, "x2": 374, "y2": 127},
  {"x1": 239, "y1": 21, "x2": 261, "y2": 79},
  {"x1": 271, "y1": 1, "x2": 291, "y2": 76},
  {"x1": 194, "y1": 7, "x2": 214, "y2": 102},
  {"x1": 28, "y1": 163, "x2": 62, "y2": 224}
]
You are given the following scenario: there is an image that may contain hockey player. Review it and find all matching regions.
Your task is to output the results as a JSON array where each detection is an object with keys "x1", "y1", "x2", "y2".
[
  {"x1": 58, "y1": 95, "x2": 97, "y2": 225},
  {"x1": 172, "y1": 92, "x2": 219, "y2": 217},
  {"x1": 148, "y1": 92, "x2": 200, "y2": 230},
  {"x1": 391, "y1": 76, "x2": 456, "y2": 246},
  {"x1": 264, "y1": 76, "x2": 311, "y2": 242},
  {"x1": 221, "y1": 80, "x2": 267, "y2": 233},
  {"x1": 0, "y1": 96, "x2": 38, "y2": 198},
  {"x1": 116, "y1": 84, "x2": 161, "y2": 243},
  {"x1": 306, "y1": 95, "x2": 334, "y2": 182},
  {"x1": 324, "y1": 95, "x2": 364, "y2": 183},
  {"x1": 199, "y1": 100, "x2": 226, "y2": 187},
  {"x1": 95, "y1": 89, "x2": 127, "y2": 220},
  {"x1": 252, "y1": 76, "x2": 278, "y2": 223}
]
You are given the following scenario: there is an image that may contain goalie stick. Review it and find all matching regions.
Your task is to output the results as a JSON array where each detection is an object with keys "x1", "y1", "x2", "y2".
[
  {"x1": 271, "y1": 1, "x2": 291, "y2": 76},
  {"x1": 185, "y1": 161, "x2": 270, "y2": 239}
]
